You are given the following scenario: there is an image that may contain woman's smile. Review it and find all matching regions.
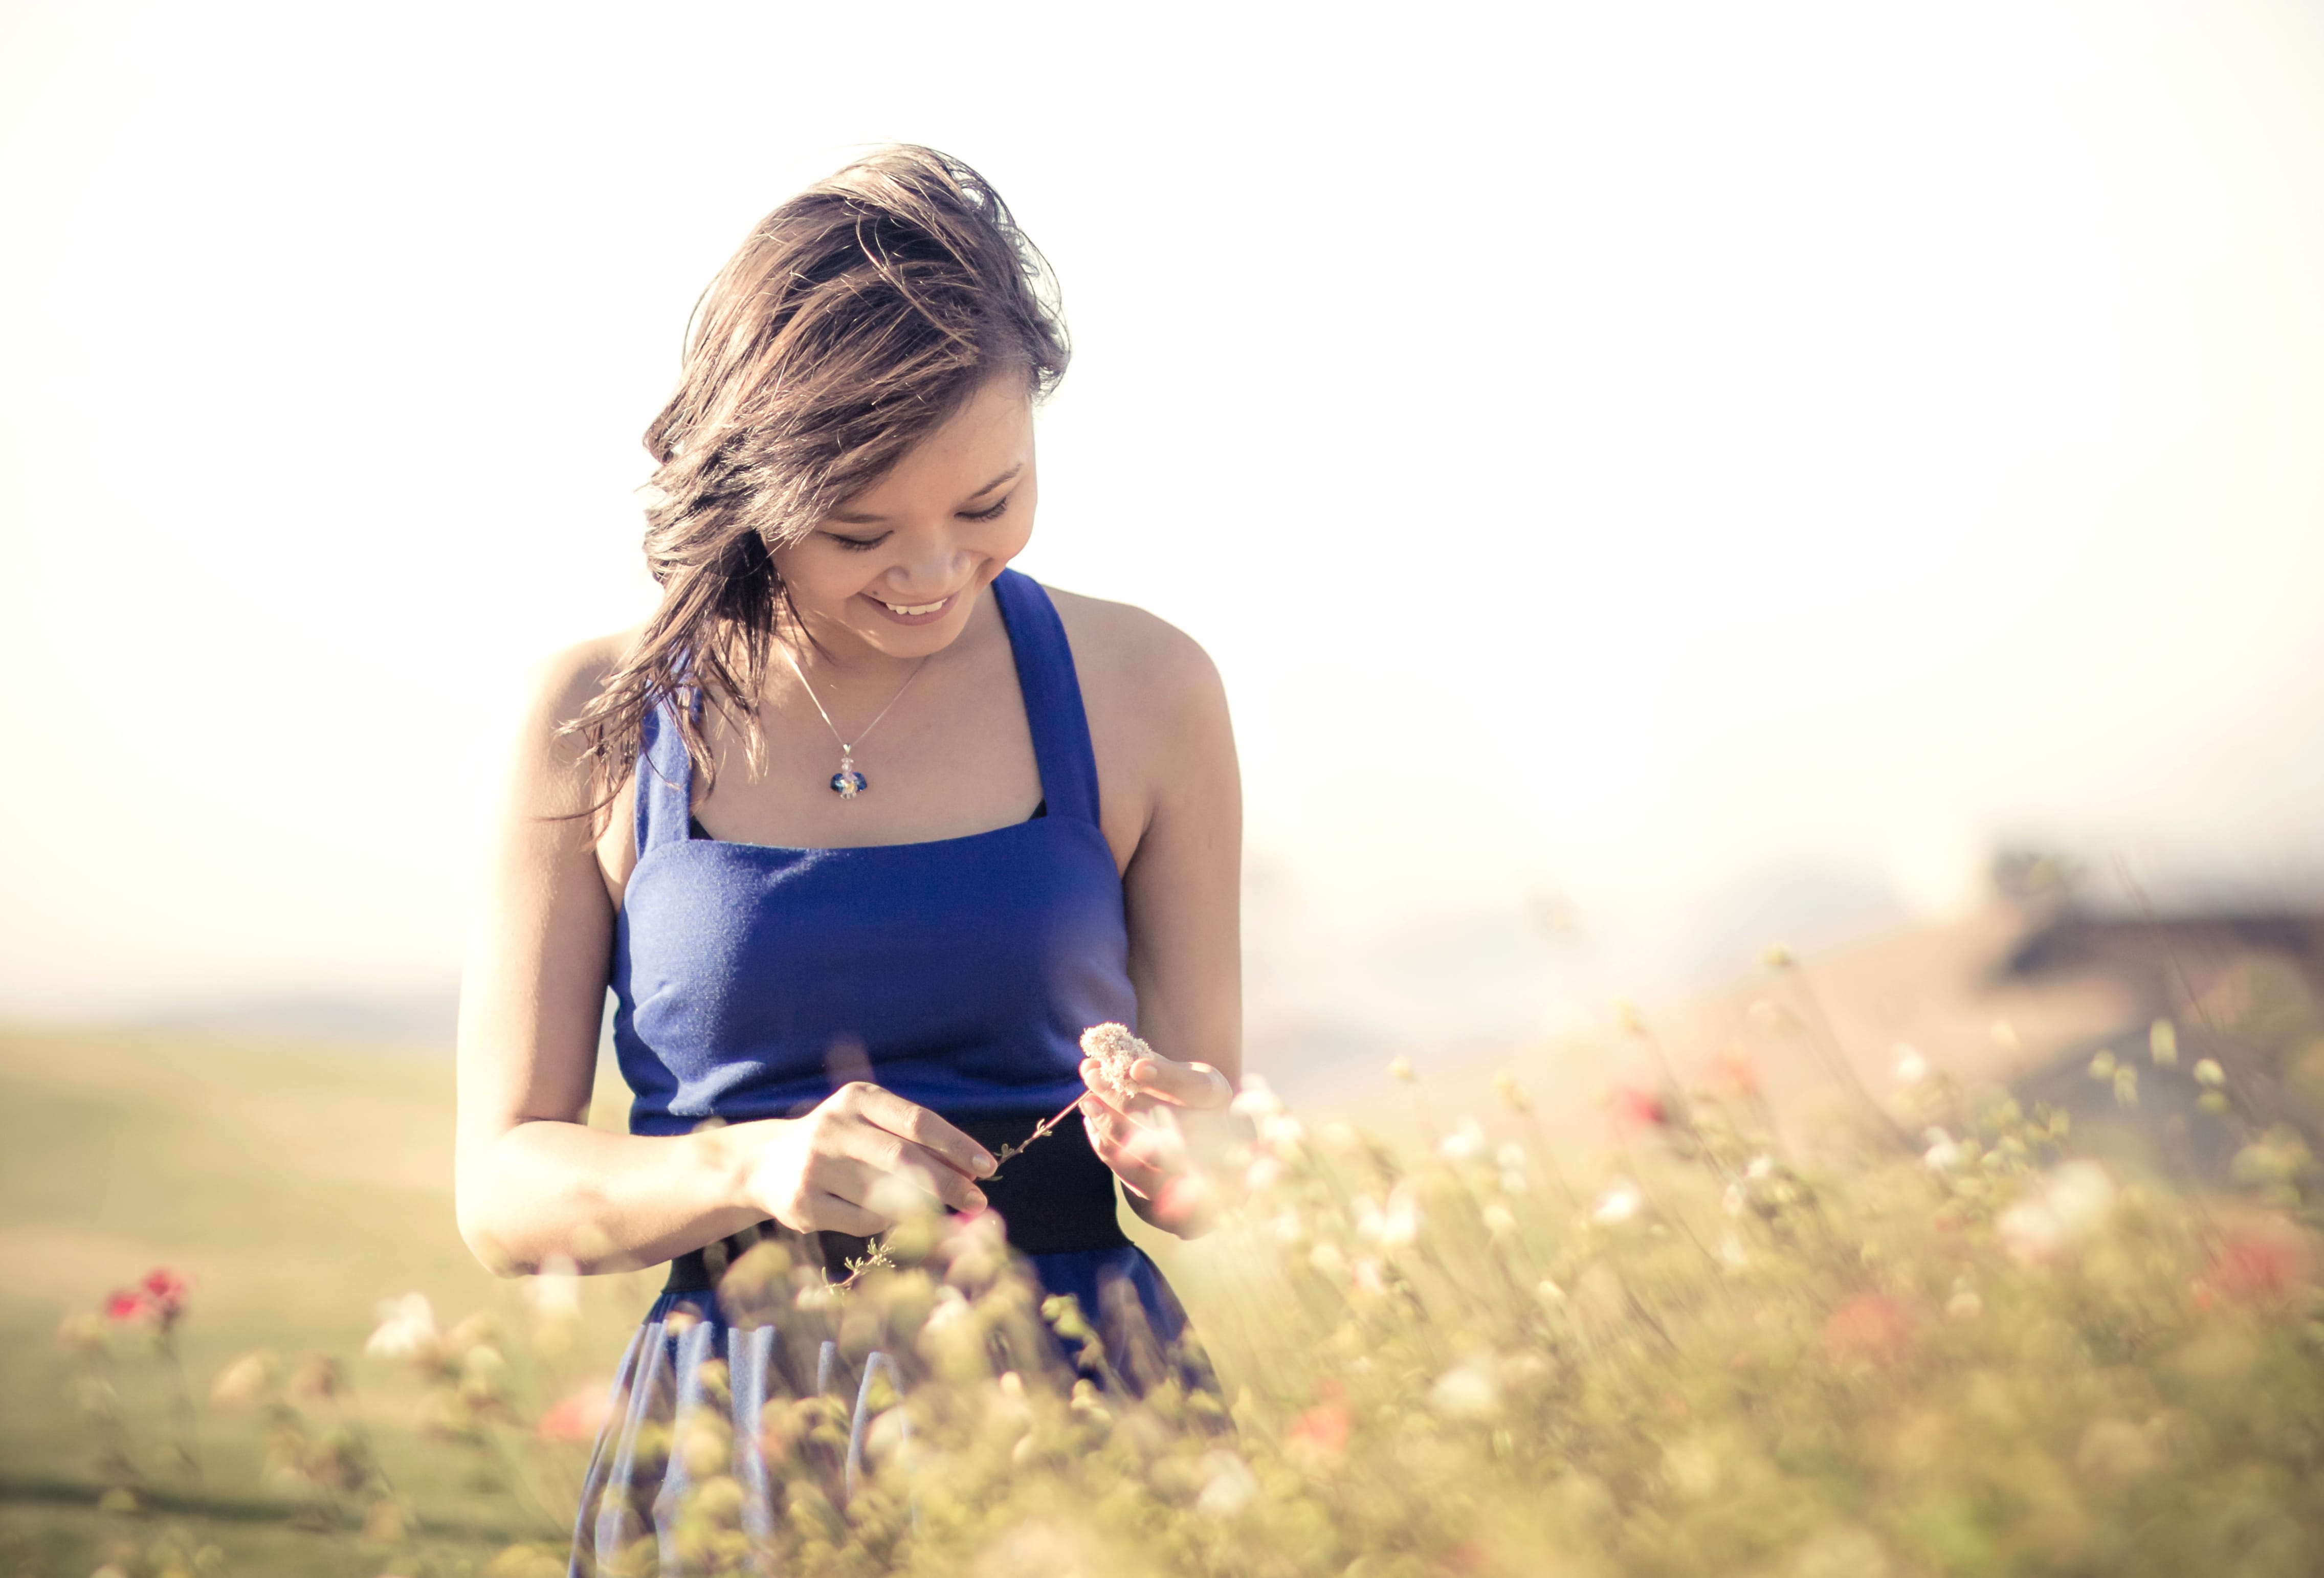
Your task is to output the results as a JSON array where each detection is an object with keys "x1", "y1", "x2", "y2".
[{"x1": 862, "y1": 589, "x2": 960, "y2": 625}]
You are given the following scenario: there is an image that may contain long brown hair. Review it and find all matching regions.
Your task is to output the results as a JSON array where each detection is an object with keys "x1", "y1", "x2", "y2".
[{"x1": 563, "y1": 146, "x2": 1069, "y2": 820}]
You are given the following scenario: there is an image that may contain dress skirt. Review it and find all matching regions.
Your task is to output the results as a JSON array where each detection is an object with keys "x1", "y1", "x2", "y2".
[{"x1": 565, "y1": 1240, "x2": 1210, "y2": 1577}]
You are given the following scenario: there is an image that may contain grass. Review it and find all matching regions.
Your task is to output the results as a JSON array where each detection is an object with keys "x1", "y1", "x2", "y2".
[{"x1": 0, "y1": 1026, "x2": 653, "y2": 1576}]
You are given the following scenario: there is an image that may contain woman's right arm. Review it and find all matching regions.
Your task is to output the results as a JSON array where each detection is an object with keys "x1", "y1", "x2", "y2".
[{"x1": 453, "y1": 642, "x2": 991, "y2": 1277}]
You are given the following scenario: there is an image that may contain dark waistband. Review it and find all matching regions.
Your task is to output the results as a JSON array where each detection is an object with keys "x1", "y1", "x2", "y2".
[{"x1": 665, "y1": 1106, "x2": 1127, "y2": 1294}]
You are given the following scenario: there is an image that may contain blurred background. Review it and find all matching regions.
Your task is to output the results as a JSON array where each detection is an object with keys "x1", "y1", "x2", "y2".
[
  {"x1": 7, "y1": 0, "x2": 2324, "y2": 1076},
  {"x1": 6, "y1": 0, "x2": 2324, "y2": 1565}
]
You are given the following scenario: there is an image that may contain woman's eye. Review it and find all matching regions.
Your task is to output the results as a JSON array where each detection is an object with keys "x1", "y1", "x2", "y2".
[
  {"x1": 960, "y1": 495, "x2": 1011, "y2": 523},
  {"x1": 827, "y1": 532, "x2": 888, "y2": 552}
]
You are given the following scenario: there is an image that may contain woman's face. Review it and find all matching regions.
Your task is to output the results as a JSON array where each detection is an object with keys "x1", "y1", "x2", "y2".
[{"x1": 771, "y1": 375, "x2": 1036, "y2": 661}]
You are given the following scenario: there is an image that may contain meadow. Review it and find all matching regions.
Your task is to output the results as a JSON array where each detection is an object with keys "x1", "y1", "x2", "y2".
[{"x1": 6, "y1": 957, "x2": 2323, "y2": 1577}]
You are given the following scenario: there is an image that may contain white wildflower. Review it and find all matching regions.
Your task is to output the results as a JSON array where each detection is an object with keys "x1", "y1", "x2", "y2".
[
  {"x1": 1592, "y1": 1182, "x2": 1643, "y2": 1226},
  {"x1": 366, "y1": 1294, "x2": 439, "y2": 1361},
  {"x1": 1922, "y1": 1128, "x2": 1964, "y2": 1172},
  {"x1": 1893, "y1": 1044, "x2": 1929, "y2": 1085},
  {"x1": 1429, "y1": 1362, "x2": 1502, "y2": 1419},
  {"x1": 1437, "y1": 1117, "x2": 1487, "y2": 1162},
  {"x1": 1195, "y1": 1451, "x2": 1258, "y2": 1519},
  {"x1": 1258, "y1": 1114, "x2": 1307, "y2": 1155},
  {"x1": 1078, "y1": 1022, "x2": 1149, "y2": 1102},
  {"x1": 1229, "y1": 1073, "x2": 1283, "y2": 1119}
]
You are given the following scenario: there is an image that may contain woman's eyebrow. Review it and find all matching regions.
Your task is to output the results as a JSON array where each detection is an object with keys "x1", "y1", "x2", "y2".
[{"x1": 826, "y1": 464, "x2": 1022, "y2": 525}]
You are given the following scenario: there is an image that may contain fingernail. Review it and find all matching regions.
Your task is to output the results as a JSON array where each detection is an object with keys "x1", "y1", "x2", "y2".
[
  {"x1": 1133, "y1": 1059, "x2": 1157, "y2": 1082},
  {"x1": 966, "y1": 1190, "x2": 987, "y2": 1211},
  {"x1": 973, "y1": 1151, "x2": 995, "y2": 1176}
]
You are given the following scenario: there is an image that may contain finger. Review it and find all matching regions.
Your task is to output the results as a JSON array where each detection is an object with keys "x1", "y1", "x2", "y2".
[
  {"x1": 827, "y1": 1140, "x2": 987, "y2": 1215},
  {"x1": 1127, "y1": 1056, "x2": 1233, "y2": 1109},
  {"x1": 805, "y1": 1190, "x2": 890, "y2": 1238},
  {"x1": 1081, "y1": 1096, "x2": 1177, "y2": 1200},
  {"x1": 844, "y1": 1083, "x2": 996, "y2": 1178}
]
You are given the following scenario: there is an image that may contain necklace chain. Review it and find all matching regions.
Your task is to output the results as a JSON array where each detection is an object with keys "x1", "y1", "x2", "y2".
[{"x1": 778, "y1": 639, "x2": 929, "y2": 797}]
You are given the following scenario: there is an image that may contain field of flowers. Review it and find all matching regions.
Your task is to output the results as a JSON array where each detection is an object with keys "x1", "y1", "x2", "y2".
[{"x1": 26, "y1": 958, "x2": 2324, "y2": 1578}]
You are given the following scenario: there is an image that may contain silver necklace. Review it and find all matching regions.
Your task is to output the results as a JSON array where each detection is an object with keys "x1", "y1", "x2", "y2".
[{"x1": 777, "y1": 640, "x2": 930, "y2": 798}]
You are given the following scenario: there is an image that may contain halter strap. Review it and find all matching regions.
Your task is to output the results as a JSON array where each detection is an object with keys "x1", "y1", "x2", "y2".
[
  {"x1": 633, "y1": 688, "x2": 697, "y2": 859},
  {"x1": 992, "y1": 569, "x2": 1101, "y2": 826}
]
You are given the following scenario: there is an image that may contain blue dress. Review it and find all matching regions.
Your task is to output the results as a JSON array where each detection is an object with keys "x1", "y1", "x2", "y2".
[{"x1": 568, "y1": 569, "x2": 1209, "y2": 1573}]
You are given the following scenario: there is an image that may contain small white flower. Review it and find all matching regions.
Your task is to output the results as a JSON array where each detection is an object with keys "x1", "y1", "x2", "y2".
[
  {"x1": 1429, "y1": 1362, "x2": 1502, "y2": 1419},
  {"x1": 1893, "y1": 1045, "x2": 1929, "y2": 1086},
  {"x1": 1258, "y1": 1114, "x2": 1306, "y2": 1155},
  {"x1": 1355, "y1": 1189, "x2": 1421, "y2": 1248},
  {"x1": 1481, "y1": 1203, "x2": 1516, "y2": 1237},
  {"x1": 1194, "y1": 1451, "x2": 1259, "y2": 1520},
  {"x1": 1592, "y1": 1182, "x2": 1643, "y2": 1226},
  {"x1": 1230, "y1": 1073, "x2": 1284, "y2": 1119},
  {"x1": 1747, "y1": 1153, "x2": 1775, "y2": 1180},
  {"x1": 1437, "y1": 1118, "x2": 1487, "y2": 1162},
  {"x1": 366, "y1": 1294, "x2": 438, "y2": 1360},
  {"x1": 1922, "y1": 1128, "x2": 1964, "y2": 1172},
  {"x1": 522, "y1": 1264, "x2": 581, "y2": 1323},
  {"x1": 1079, "y1": 1023, "x2": 1150, "y2": 1103}
]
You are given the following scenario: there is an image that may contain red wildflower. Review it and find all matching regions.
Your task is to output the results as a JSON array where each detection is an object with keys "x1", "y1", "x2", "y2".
[
  {"x1": 2195, "y1": 1214, "x2": 2315, "y2": 1310},
  {"x1": 1822, "y1": 1293, "x2": 1916, "y2": 1368},
  {"x1": 536, "y1": 1380, "x2": 615, "y2": 1444},
  {"x1": 1285, "y1": 1402, "x2": 1352, "y2": 1459},
  {"x1": 1607, "y1": 1083, "x2": 1671, "y2": 1141},
  {"x1": 140, "y1": 1268, "x2": 192, "y2": 1321},
  {"x1": 104, "y1": 1290, "x2": 151, "y2": 1323}
]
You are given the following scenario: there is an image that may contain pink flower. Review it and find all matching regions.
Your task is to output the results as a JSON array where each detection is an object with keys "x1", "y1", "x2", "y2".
[
  {"x1": 1285, "y1": 1384, "x2": 1352, "y2": 1460},
  {"x1": 1705, "y1": 1045, "x2": 1762, "y2": 1101},
  {"x1": 2195, "y1": 1214, "x2": 2315, "y2": 1310},
  {"x1": 1607, "y1": 1084, "x2": 1670, "y2": 1141},
  {"x1": 535, "y1": 1380, "x2": 614, "y2": 1444},
  {"x1": 1822, "y1": 1293, "x2": 1916, "y2": 1368},
  {"x1": 103, "y1": 1267, "x2": 192, "y2": 1327},
  {"x1": 140, "y1": 1268, "x2": 192, "y2": 1321}
]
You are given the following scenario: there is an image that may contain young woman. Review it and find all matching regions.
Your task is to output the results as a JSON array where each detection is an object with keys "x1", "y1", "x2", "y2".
[{"x1": 452, "y1": 147, "x2": 1240, "y2": 1565}]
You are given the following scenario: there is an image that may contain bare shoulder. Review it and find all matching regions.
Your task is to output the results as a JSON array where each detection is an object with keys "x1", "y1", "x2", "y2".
[
  {"x1": 498, "y1": 628, "x2": 642, "y2": 828},
  {"x1": 523, "y1": 629, "x2": 638, "y2": 735},
  {"x1": 1041, "y1": 585, "x2": 1224, "y2": 722},
  {"x1": 1039, "y1": 585, "x2": 1234, "y2": 846}
]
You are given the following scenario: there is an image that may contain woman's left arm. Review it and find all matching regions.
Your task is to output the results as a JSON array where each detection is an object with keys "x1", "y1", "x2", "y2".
[{"x1": 1073, "y1": 603, "x2": 1243, "y2": 1233}]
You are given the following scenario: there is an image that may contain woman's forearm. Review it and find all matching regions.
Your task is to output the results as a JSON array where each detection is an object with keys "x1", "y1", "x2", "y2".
[{"x1": 457, "y1": 1118, "x2": 774, "y2": 1277}]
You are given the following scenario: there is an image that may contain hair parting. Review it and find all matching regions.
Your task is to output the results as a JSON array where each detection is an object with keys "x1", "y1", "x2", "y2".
[{"x1": 559, "y1": 145, "x2": 1068, "y2": 825}]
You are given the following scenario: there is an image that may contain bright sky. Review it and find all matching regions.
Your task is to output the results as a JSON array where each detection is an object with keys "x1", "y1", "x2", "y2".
[{"x1": 4, "y1": 1, "x2": 2321, "y2": 1049}]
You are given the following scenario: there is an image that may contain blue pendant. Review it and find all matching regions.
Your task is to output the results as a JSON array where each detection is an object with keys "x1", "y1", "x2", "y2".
[{"x1": 831, "y1": 755, "x2": 867, "y2": 798}]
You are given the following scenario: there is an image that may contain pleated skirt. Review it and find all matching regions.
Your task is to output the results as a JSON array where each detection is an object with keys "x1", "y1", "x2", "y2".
[{"x1": 565, "y1": 1242, "x2": 1208, "y2": 1576}]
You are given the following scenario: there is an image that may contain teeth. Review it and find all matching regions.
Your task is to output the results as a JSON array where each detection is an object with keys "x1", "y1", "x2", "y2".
[{"x1": 881, "y1": 598, "x2": 947, "y2": 616}]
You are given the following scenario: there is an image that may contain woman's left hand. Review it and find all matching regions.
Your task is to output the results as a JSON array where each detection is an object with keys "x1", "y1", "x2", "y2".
[{"x1": 1078, "y1": 1051, "x2": 1231, "y2": 1223}]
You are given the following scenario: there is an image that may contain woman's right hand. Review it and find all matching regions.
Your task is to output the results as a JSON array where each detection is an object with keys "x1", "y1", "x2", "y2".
[{"x1": 741, "y1": 1082, "x2": 995, "y2": 1236}]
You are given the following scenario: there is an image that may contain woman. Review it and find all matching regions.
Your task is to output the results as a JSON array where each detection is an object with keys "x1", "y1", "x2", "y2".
[{"x1": 452, "y1": 147, "x2": 1241, "y2": 1567}]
